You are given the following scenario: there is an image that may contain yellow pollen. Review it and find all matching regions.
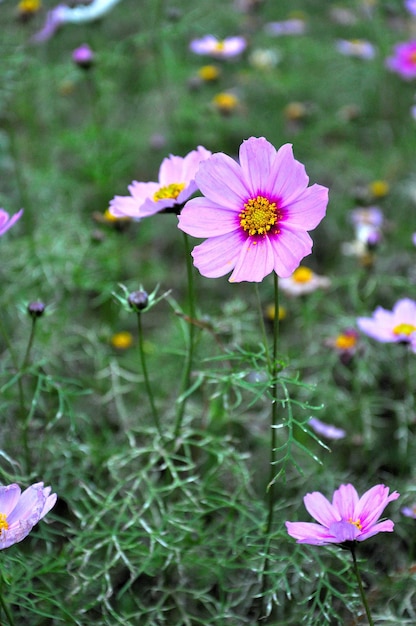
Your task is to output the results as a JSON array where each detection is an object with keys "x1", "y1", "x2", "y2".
[
  {"x1": 153, "y1": 182, "x2": 185, "y2": 202},
  {"x1": 335, "y1": 334, "x2": 357, "y2": 350},
  {"x1": 393, "y1": 323, "x2": 416, "y2": 337},
  {"x1": 292, "y1": 266, "x2": 314, "y2": 283},
  {"x1": 410, "y1": 51, "x2": 416, "y2": 65},
  {"x1": 0, "y1": 513, "x2": 9, "y2": 534},
  {"x1": 348, "y1": 517, "x2": 362, "y2": 530},
  {"x1": 214, "y1": 41, "x2": 225, "y2": 51},
  {"x1": 239, "y1": 195, "x2": 280, "y2": 236}
]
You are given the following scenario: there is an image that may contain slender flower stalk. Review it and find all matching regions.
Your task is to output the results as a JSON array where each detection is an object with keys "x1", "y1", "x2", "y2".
[
  {"x1": 173, "y1": 232, "x2": 197, "y2": 438},
  {"x1": 128, "y1": 291, "x2": 163, "y2": 440},
  {"x1": 350, "y1": 544, "x2": 374, "y2": 626}
]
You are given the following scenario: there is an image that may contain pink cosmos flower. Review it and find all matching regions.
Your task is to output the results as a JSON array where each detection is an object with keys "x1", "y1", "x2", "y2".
[
  {"x1": 405, "y1": 0, "x2": 416, "y2": 16},
  {"x1": 286, "y1": 483, "x2": 399, "y2": 545},
  {"x1": 189, "y1": 35, "x2": 247, "y2": 59},
  {"x1": 0, "y1": 482, "x2": 57, "y2": 550},
  {"x1": 336, "y1": 39, "x2": 376, "y2": 60},
  {"x1": 264, "y1": 19, "x2": 306, "y2": 37},
  {"x1": 177, "y1": 137, "x2": 328, "y2": 283},
  {"x1": 308, "y1": 417, "x2": 346, "y2": 440},
  {"x1": 72, "y1": 43, "x2": 94, "y2": 69},
  {"x1": 386, "y1": 41, "x2": 416, "y2": 80},
  {"x1": 0, "y1": 208, "x2": 23, "y2": 236},
  {"x1": 109, "y1": 146, "x2": 211, "y2": 220},
  {"x1": 357, "y1": 298, "x2": 416, "y2": 344}
]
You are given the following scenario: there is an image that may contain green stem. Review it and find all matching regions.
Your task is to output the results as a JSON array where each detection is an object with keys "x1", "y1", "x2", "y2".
[
  {"x1": 350, "y1": 545, "x2": 374, "y2": 626},
  {"x1": 174, "y1": 232, "x2": 196, "y2": 438},
  {"x1": 259, "y1": 274, "x2": 280, "y2": 619},
  {"x1": 136, "y1": 312, "x2": 163, "y2": 440},
  {"x1": 0, "y1": 569, "x2": 15, "y2": 626},
  {"x1": 21, "y1": 316, "x2": 37, "y2": 372}
]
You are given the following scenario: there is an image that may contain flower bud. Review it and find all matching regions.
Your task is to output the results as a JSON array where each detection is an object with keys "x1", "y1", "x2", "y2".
[
  {"x1": 128, "y1": 290, "x2": 149, "y2": 311},
  {"x1": 27, "y1": 301, "x2": 46, "y2": 318}
]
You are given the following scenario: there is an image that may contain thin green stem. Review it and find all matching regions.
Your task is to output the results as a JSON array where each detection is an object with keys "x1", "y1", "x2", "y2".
[
  {"x1": 0, "y1": 569, "x2": 15, "y2": 626},
  {"x1": 259, "y1": 274, "x2": 280, "y2": 620},
  {"x1": 21, "y1": 317, "x2": 37, "y2": 372},
  {"x1": 174, "y1": 232, "x2": 196, "y2": 438},
  {"x1": 350, "y1": 546, "x2": 374, "y2": 626},
  {"x1": 136, "y1": 312, "x2": 163, "y2": 440}
]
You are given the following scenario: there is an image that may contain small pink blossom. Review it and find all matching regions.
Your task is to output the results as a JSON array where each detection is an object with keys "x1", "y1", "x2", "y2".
[
  {"x1": 72, "y1": 43, "x2": 94, "y2": 69},
  {"x1": 0, "y1": 482, "x2": 57, "y2": 550},
  {"x1": 177, "y1": 137, "x2": 328, "y2": 283},
  {"x1": 308, "y1": 417, "x2": 346, "y2": 440},
  {"x1": 401, "y1": 504, "x2": 416, "y2": 518},
  {"x1": 189, "y1": 35, "x2": 246, "y2": 59},
  {"x1": 0, "y1": 208, "x2": 23, "y2": 236},
  {"x1": 386, "y1": 41, "x2": 416, "y2": 80},
  {"x1": 264, "y1": 19, "x2": 306, "y2": 36},
  {"x1": 109, "y1": 146, "x2": 211, "y2": 220},
  {"x1": 357, "y1": 298, "x2": 416, "y2": 344},
  {"x1": 336, "y1": 39, "x2": 376, "y2": 60},
  {"x1": 286, "y1": 483, "x2": 399, "y2": 545}
]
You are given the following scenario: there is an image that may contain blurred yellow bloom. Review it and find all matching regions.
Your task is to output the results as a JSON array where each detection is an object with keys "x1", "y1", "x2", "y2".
[
  {"x1": 284, "y1": 101, "x2": 307, "y2": 121},
  {"x1": 212, "y1": 92, "x2": 239, "y2": 114},
  {"x1": 334, "y1": 332, "x2": 358, "y2": 350},
  {"x1": 18, "y1": 0, "x2": 41, "y2": 17},
  {"x1": 265, "y1": 304, "x2": 287, "y2": 322},
  {"x1": 111, "y1": 331, "x2": 133, "y2": 349},
  {"x1": 197, "y1": 65, "x2": 221, "y2": 81},
  {"x1": 369, "y1": 179, "x2": 389, "y2": 198},
  {"x1": 280, "y1": 266, "x2": 331, "y2": 296}
]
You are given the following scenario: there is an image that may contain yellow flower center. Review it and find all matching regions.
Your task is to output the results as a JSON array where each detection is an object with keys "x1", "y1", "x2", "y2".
[
  {"x1": 348, "y1": 517, "x2": 362, "y2": 530},
  {"x1": 292, "y1": 266, "x2": 314, "y2": 283},
  {"x1": 239, "y1": 195, "x2": 280, "y2": 237},
  {"x1": 335, "y1": 333, "x2": 357, "y2": 350},
  {"x1": 369, "y1": 179, "x2": 389, "y2": 198},
  {"x1": 393, "y1": 323, "x2": 416, "y2": 337},
  {"x1": 153, "y1": 183, "x2": 185, "y2": 202},
  {"x1": 0, "y1": 513, "x2": 9, "y2": 534},
  {"x1": 213, "y1": 92, "x2": 239, "y2": 111},
  {"x1": 410, "y1": 51, "x2": 416, "y2": 65},
  {"x1": 111, "y1": 331, "x2": 133, "y2": 350},
  {"x1": 214, "y1": 41, "x2": 225, "y2": 52}
]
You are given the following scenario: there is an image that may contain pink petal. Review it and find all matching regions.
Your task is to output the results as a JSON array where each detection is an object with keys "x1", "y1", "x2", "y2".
[
  {"x1": 270, "y1": 227, "x2": 313, "y2": 277},
  {"x1": 7, "y1": 484, "x2": 45, "y2": 525},
  {"x1": 304, "y1": 492, "x2": 340, "y2": 527},
  {"x1": 392, "y1": 298, "x2": 416, "y2": 324},
  {"x1": 285, "y1": 521, "x2": 336, "y2": 544},
  {"x1": 238, "y1": 137, "x2": 277, "y2": 194},
  {"x1": 328, "y1": 520, "x2": 360, "y2": 542},
  {"x1": 178, "y1": 197, "x2": 240, "y2": 237},
  {"x1": 229, "y1": 236, "x2": 275, "y2": 282},
  {"x1": 267, "y1": 144, "x2": 310, "y2": 202},
  {"x1": 332, "y1": 484, "x2": 359, "y2": 520},
  {"x1": 355, "y1": 485, "x2": 399, "y2": 528},
  {"x1": 358, "y1": 519, "x2": 395, "y2": 541},
  {"x1": 109, "y1": 195, "x2": 142, "y2": 219},
  {"x1": 281, "y1": 184, "x2": 329, "y2": 230},
  {"x1": 191, "y1": 231, "x2": 243, "y2": 278},
  {"x1": 356, "y1": 316, "x2": 394, "y2": 342},
  {"x1": 159, "y1": 155, "x2": 187, "y2": 185},
  {"x1": 196, "y1": 153, "x2": 249, "y2": 209},
  {"x1": 0, "y1": 485, "x2": 21, "y2": 516}
]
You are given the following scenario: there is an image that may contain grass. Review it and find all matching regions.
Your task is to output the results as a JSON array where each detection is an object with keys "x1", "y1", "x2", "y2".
[{"x1": 1, "y1": 0, "x2": 416, "y2": 624}]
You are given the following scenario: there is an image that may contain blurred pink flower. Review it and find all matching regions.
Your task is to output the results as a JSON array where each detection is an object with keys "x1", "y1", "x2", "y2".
[
  {"x1": 32, "y1": 0, "x2": 123, "y2": 42},
  {"x1": 401, "y1": 504, "x2": 416, "y2": 518},
  {"x1": 189, "y1": 35, "x2": 246, "y2": 59},
  {"x1": 72, "y1": 43, "x2": 94, "y2": 69},
  {"x1": 109, "y1": 146, "x2": 211, "y2": 220},
  {"x1": 279, "y1": 266, "x2": 331, "y2": 296},
  {"x1": 357, "y1": 298, "x2": 416, "y2": 344},
  {"x1": 264, "y1": 19, "x2": 306, "y2": 36},
  {"x1": 336, "y1": 39, "x2": 376, "y2": 60},
  {"x1": 386, "y1": 41, "x2": 416, "y2": 80},
  {"x1": 405, "y1": 0, "x2": 416, "y2": 16},
  {"x1": 177, "y1": 137, "x2": 328, "y2": 283},
  {"x1": 0, "y1": 208, "x2": 23, "y2": 236},
  {"x1": 0, "y1": 482, "x2": 56, "y2": 550},
  {"x1": 286, "y1": 483, "x2": 399, "y2": 545},
  {"x1": 308, "y1": 417, "x2": 346, "y2": 440}
]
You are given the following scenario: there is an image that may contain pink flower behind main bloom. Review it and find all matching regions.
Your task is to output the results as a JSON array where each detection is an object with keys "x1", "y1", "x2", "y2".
[
  {"x1": 286, "y1": 483, "x2": 399, "y2": 545},
  {"x1": 386, "y1": 41, "x2": 416, "y2": 80},
  {"x1": 0, "y1": 208, "x2": 23, "y2": 236},
  {"x1": 357, "y1": 298, "x2": 416, "y2": 345},
  {"x1": 177, "y1": 137, "x2": 328, "y2": 283},
  {"x1": 109, "y1": 146, "x2": 211, "y2": 220},
  {"x1": 0, "y1": 482, "x2": 57, "y2": 550}
]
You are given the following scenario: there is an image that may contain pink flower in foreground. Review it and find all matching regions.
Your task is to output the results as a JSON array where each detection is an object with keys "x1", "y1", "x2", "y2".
[
  {"x1": 386, "y1": 41, "x2": 416, "y2": 80},
  {"x1": 357, "y1": 298, "x2": 416, "y2": 344},
  {"x1": 109, "y1": 146, "x2": 211, "y2": 220},
  {"x1": 0, "y1": 208, "x2": 23, "y2": 236},
  {"x1": 189, "y1": 35, "x2": 246, "y2": 59},
  {"x1": 0, "y1": 482, "x2": 57, "y2": 550},
  {"x1": 286, "y1": 483, "x2": 399, "y2": 545},
  {"x1": 177, "y1": 137, "x2": 328, "y2": 282}
]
